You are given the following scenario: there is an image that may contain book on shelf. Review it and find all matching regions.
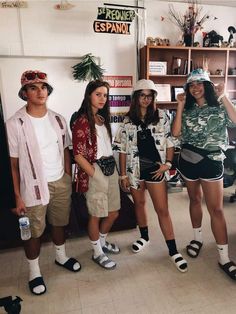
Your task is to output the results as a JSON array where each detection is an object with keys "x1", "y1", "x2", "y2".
[
  {"x1": 155, "y1": 84, "x2": 171, "y2": 102},
  {"x1": 183, "y1": 59, "x2": 193, "y2": 75},
  {"x1": 149, "y1": 61, "x2": 167, "y2": 75}
]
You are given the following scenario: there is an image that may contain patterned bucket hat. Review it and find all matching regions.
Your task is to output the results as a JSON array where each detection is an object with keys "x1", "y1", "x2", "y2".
[
  {"x1": 184, "y1": 68, "x2": 214, "y2": 90},
  {"x1": 18, "y1": 70, "x2": 53, "y2": 100}
]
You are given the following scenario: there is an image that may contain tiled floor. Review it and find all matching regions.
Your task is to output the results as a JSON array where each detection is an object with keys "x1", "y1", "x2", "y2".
[{"x1": 1, "y1": 186, "x2": 236, "y2": 314}]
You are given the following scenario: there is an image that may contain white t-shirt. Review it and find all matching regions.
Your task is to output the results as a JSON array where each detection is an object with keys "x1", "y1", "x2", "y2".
[
  {"x1": 95, "y1": 124, "x2": 113, "y2": 159},
  {"x1": 28, "y1": 113, "x2": 64, "y2": 182}
]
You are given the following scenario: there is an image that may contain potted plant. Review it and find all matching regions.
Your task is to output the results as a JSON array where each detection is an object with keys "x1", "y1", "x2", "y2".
[{"x1": 72, "y1": 53, "x2": 105, "y2": 82}]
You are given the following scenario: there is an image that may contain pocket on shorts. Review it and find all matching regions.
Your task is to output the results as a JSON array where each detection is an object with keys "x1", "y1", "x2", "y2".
[
  {"x1": 92, "y1": 164, "x2": 103, "y2": 182},
  {"x1": 86, "y1": 192, "x2": 108, "y2": 217},
  {"x1": 64, "y1": 172, "x2": 72, "y2": 182}
]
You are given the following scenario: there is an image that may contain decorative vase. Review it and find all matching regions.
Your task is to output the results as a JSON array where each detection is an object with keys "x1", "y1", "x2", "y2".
[{"x1": 183, "y1": 33, "x2": 194, "y2": 47}]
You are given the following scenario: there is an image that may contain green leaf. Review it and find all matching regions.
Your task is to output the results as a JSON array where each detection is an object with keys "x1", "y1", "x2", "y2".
[{"x1": 72, "y1": 53, "x2": 105, "y2": 82}]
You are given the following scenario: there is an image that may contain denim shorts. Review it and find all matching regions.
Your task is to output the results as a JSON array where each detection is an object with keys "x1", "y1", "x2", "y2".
[{"x1": 85, "y1": 163, "x2": 120, "y2": 217}]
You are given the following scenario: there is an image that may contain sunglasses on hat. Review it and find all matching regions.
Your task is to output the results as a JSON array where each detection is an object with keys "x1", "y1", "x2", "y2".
[{"x1": 24, "y1": 72, "x2": 47, "y2": 80}]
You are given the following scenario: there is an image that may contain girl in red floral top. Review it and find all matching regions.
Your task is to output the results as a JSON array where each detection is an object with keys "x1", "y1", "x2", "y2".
[{"x1": 72, "y1": 80, "x2": 120, "y2": 270}]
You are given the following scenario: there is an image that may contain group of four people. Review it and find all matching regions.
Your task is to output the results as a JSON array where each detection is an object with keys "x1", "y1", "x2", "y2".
[{"x1": 6, "y1": 68, "x2": 236, "y2": 296}]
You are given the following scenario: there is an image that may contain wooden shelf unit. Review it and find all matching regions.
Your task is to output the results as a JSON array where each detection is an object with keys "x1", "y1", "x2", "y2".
[{"x1": 140, "y1": 45, "x2": 236, "y2": 108}]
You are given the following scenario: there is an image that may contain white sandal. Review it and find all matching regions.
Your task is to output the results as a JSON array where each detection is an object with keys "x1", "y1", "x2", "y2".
[
  {"x1": 171, "y1": 253, "x2": 188, "y2": 273},
  {"x1": 132, "y1": 238, "x2": 150, "y2": 253}
]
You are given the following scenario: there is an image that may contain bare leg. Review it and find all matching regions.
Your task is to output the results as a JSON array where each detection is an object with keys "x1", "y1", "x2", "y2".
[
  {"x1": 88, "y1": 215, "x2": 100, "y2": 241},
  {"x1": 185, "y1": 179, "x2": 203, "y2": 229},
  {"x1": 201, "y1": 179, "x2": 227, "y2": 244},
  {"x1": 130, "y1": 182, "x2": 150, "y2": 252},
  {"x1": 146, "y1": 181, "x2": 187, "y2": 272},
  {"x1": 146, "y1": 181, "x2": 174, "y2": 240},
  {"x1": 24, "y1": 238, "x2": 41, "y2": 259},
  {"x1": 51, "y1": 226, "x2": 66, "y2": 245},
  {"x1": 100, "y1": 211, "x2": 119, "y2": 234},
  {"x1": 130, "y1": 181, "x2": 147, "y2": 228}
]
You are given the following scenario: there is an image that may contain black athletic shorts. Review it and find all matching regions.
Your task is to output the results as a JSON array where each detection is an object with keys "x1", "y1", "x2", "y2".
[{"x1": 177, "y1": 154, "x2": 224, "y2": 181}]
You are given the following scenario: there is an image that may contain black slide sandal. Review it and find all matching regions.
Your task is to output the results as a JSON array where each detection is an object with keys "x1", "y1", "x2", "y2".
[{"x1": 186, "y1": 240, "x2": 203, "y2": 258}]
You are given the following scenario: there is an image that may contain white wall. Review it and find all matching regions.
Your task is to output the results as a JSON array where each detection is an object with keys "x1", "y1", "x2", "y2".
[
  {"x1": 0, "y1": 0, "x2": 137, "y2": 124},
  {"x1": 0, "y1": 0, "x2": 235, "y2": 126}
]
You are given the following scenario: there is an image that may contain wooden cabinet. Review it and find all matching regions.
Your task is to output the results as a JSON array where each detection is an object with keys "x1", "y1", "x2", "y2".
[{"x1": 140, "y1": 45, "x2": 236, "y2": 109}]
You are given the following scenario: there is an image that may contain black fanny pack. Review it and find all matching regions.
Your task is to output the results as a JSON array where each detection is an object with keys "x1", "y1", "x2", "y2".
[
  {"x1": 180, "y1": 144, "x2": 221, "y2": 164},
  {"x1": 96, "y1": 156, "x2": 116, "y2": 176}
]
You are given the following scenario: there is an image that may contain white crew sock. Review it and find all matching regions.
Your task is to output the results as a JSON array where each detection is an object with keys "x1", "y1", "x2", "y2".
[
  {"x1": 91, "y1": 239, "x2": 104, "y2": 258},
  {"x1": 27, "y1": 257, "x2": 45, "y2": 294},
  {"x1": 187, "y1": 227, "x2": 203, "y2": 257},
  {"x1": 99, "y1": 232, "x2": 108, "y2": 247},
  {"x1": 193, "y1": 227, "x2": 203, "y2": 243},
  {"x1": 217, "y1": 244, "x2": 230, "y2": 265},
  {"x1": 55, "y1": 243, "x2": 80, "y2": 271}
]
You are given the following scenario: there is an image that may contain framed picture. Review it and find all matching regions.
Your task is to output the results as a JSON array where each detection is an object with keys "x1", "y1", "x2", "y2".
[
  {"x1": 171, "y1": 86, "x2": 184, "y2": 101},
  {"x1": 149, "y1": 61, "x2": 167, "y2": 75},
  {"x1": 155, "y1": 84, "x2": 171, "y2": 102}
]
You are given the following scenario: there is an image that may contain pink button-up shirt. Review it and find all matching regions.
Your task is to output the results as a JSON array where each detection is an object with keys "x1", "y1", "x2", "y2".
[{"x1": 6, "y1": 106, "x2": 70, "y2": 207}]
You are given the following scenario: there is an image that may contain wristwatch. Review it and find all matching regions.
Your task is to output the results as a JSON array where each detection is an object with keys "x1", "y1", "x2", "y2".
[{"x1": 165, "y1": 160, "x2": 172, "y2": 169}]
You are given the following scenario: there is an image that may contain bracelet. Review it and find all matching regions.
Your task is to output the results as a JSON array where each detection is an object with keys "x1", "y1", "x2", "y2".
[
  {"x1": 217, "y1": 93, "x2": 226, "y2": 102},
  {"x1": 165, "y1": 161, "x2": 172, "y2": 169},
  {"x1": 119, "y1": 175, "x2": 128, "y2": 180}
]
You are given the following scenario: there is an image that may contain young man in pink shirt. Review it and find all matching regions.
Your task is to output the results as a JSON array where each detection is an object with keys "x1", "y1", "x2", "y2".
[{"x1": 6, "y1": 70, "x2": 81, "y2": 295}]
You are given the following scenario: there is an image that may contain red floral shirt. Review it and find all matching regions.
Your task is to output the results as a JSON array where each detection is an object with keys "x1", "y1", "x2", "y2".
[{"x1": 72, "y1": 114, "x2": 97, "y2": 193}]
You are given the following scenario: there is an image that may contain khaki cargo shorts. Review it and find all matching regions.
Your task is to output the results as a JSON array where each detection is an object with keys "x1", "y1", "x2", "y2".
[
  {"x1": 85, "y1": 163, "x2": 120, "y2": 218},
  {"x1": 26, "y1": 172, "x2": 72, "y2": 238}
]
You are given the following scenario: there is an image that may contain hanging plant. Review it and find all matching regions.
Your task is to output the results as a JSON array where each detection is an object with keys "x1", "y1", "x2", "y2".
[{"x1": 72, "y1": 53, "x2": 105, "y2": 82}]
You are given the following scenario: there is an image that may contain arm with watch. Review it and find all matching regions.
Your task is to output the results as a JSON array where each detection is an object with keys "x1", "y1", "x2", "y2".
[{"x1": 151, "y1": 146, "x2": 174, "y2": 180}]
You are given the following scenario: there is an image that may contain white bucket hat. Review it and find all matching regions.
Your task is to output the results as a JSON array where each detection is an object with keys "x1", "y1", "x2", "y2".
[{"x1": 133, "y1": 79, "x2": 158, "y2": 94}]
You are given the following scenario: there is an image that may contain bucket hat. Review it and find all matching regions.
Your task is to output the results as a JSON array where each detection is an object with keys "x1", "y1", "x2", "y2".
[
  {"x1": 184, "y1": 68, "x2": 214, "y2": 90},
  {"x1": 18, "y1": 70, "x2": 53, "y2": 101},
  {"x1": 133, "y1": 79, "x2": 158, "y2": 94}
]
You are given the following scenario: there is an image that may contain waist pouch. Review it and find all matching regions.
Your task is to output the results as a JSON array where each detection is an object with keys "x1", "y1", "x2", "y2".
[
  {"x1": 96, "y1": 156, "x2": 116, "y2": 176},
  {"x1": 180, "y1": 144, "x2": 221, "y2": 164}
]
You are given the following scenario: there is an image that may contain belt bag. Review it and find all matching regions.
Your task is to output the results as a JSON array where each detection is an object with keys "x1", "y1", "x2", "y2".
[
  {"x1": 180, "y1": 149, "x2": 204, "y2": 164},
  {"x1": 96, "y1": 156, "x2": 116, "y2": 176},
  {"x1": 180, "y1": 144, "x2": 221, "y2": 164}
]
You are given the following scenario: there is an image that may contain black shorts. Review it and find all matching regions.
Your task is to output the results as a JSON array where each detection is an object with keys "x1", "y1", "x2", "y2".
[
  {"x1": 139, "y1": 161, "x2": 164, "y2": 183},
  {"x1": 177, "y1": 154, "x2": 224, "y2": 181}
]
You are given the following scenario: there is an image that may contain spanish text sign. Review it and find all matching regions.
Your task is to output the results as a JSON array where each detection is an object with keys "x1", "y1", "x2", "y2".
[{"x1": 103, "y1": 76, "x2": 132, "y2": 88}]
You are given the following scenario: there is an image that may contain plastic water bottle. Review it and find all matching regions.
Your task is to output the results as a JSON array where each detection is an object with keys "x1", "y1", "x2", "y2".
[{"x1": 19, "y1": 217, "x2": 31, "y2": 240}]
